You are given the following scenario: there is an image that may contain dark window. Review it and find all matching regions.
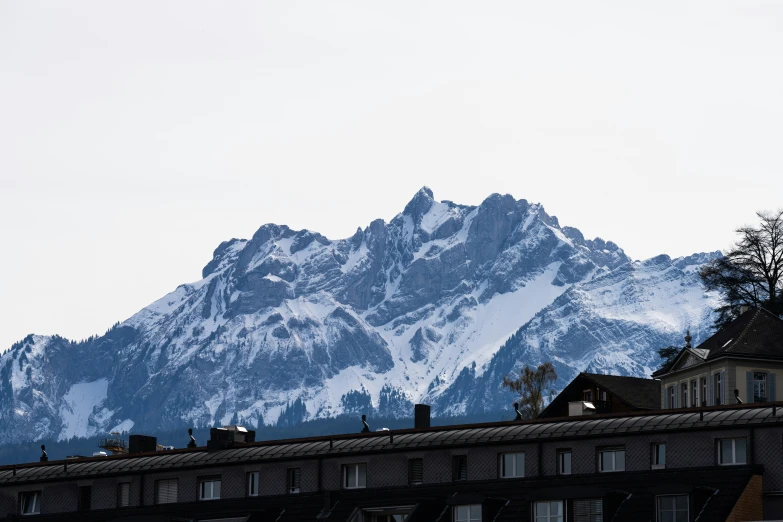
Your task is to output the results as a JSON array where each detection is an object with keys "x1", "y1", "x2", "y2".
[
  {"x1": 718, "y1": 438, "x2": 747, "y2": 465},
  {"x1": 500, "y1": 452, "x2": 525, "y2": 478},
  {"x1": 680, "y1": 382, "x2": 688, "y2": 408},
  {"x1": 700, "y1": 377, "x2": 708, "y2": 406},
  {"x1": 668, "y1": 386, "x2": 676, "y2": 408},
  {"x1": 690, "y1": 380, "x2": 698, "y2": 407},
  {"x1": 199, "y1": 477, "x2": 221, "y2": 500},
  {"x1": 534, "y1": 501, "x2": 563, "y2": 522},
  {"x1": 657, "y1": 495, "x2": 688, "y2": 521},
  {"x1": 573, "y1": 499, "x2": 602, "y2": 522},
  {"x1": 454, "y1": 504, "x2": 482, "y2": 522},
  {"x1": 20, "y1": 491, "x2": 41, "y2": 515},
  {"x1": 598, "y1": 447, "x2": 625, "y2": 472},
  {"x1": 453, "y1": 455, "x2": 468, "y2": 481},
  {"x1": 247, "y1": 471, "x2": 259, "y2": 497},
  {"x1": 652, "y1": 443, "x2": 666, "y2": 469},
  {"x1": 78, "y1": 486, "x2": 92, "y2": 511},
  {"x1": 558, "y1": 450, "x2": 572, "y2": 475},
  {"x1": 117, "y1": 482, "x2": 130, "y2": 508},
  {"x1": 714, "y1": 373, "x2": 722, "y2": 405},
  {"x1": 343, "y1": 463, "x2": 367, "y2": 489},
  {"x1": 154, "y1": 479, "x2": 178, "y2": 505},
  {"x1": 583, "y1": 390, "x2": 592, "y2": 402},
  {"x1": 408, "y1": 458, "x2": 423, "y2": 486},
  {"x1": 754, "y1": 372, "x2": 768, "y2": 402},
  {"x1": 287, "y1": 468, "x2": 301, "y2": 494}
]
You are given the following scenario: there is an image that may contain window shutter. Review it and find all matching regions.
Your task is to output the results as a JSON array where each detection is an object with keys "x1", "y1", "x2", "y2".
[
  {"x1": 155, "y1": 479, "x2": 178, "y2": 504},
  {"x1": 573, "y1": 498, "x2": 603, "y2": 522},
  {"x1": 771, "y1": 373, "x2": 777, "y2": 402},
  {"x1": 453, "y1": 455, "x2": 467, "y2": 481},
  {"x1": 118, "y1": 483, "x2": 130, "y2": 507},
  {"x1": 746, "y1": 371, "x2": 754, "y2": 403},
  {"x1": 710, "y1": 375, "x2": 715, "y2": 406},
  {"x1": 409, "y1": 459, "x2": 423, "y2": 485}
]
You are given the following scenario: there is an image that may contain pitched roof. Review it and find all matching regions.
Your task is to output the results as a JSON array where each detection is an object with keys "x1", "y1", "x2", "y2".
[
  {"x1": 653, "y1": 307, "x2": 783, "y2": 377},
  {"x1": 580, "y1": 373, "x2": 661, "y2": 410}
]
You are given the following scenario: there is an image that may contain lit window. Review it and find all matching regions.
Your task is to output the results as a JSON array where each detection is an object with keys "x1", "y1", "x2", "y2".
[
  {"x1": 20, "y1": 491, "x2": 41, "y2": 515},
  {"x1": 154, "y1": 479, "x2": 178, "y2": 504},
  {"x1": 408, "y1": 458, "x2": 423, "y2": 486},
  {"x1": 657, "y1": 495, "x2": 688, "y2": 522},
  {"x1": 117, "y1": 482, "x2": 130, "y2": 508},
  {"x1": 287, "y1": 468, "x2": 301, "y2": 494},
  {"x1": 652, "y1": 443, "x2": 666, "y2": 469},
  {"x1": 247, "y1": 471, "x2": 259, "y2": 497},
  {"x1": 558, "y1": 450, "x2": 571, "y2": 475},
  {"x1": 454, "y1": 504, "x2": 482, "y2": 522},
  {"x1": 573, "y1": 499, "x2": 602, "y2": 522},
  {"x1": 534, "y1": 501, "x2": 564, "y2": 522},
  {"x1": 599, "y1": 447, "x2": 625, "y2": 472},
  {"x1": 199, "y1": 478, "x2": 221, "y2": 500},
  {"x1": 718, "y1": 438, "x2": 747, "y2": 465},
  {"x1": 754, "y1": 372, "x2": 768, "y2": 402},
  {"x1": 500, "y1": 452, "x2": 525, "y2": 478}
]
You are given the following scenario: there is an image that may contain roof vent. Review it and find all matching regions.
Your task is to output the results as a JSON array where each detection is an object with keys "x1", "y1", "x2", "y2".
[
  {"x1": 361, "y1": 414, "x2": 370, "y2": 433},
  {"x1": 187, "y1": 428, "x2": 197, "y2": 448},
  {"x1": 40, "y1": 445, "x2": 48, "y2": 463}
]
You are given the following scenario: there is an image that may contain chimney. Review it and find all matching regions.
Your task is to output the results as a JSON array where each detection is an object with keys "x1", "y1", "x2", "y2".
[
  {"x1": 414, "y1": 404, "x2": 430, "y2": 429},
  {"x1": 207, "y1": 425, "x2": 256, "y2": 451}
]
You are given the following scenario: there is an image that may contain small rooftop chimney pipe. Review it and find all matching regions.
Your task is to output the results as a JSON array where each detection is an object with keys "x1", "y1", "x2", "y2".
[
  {"x1": 414, "y1": 404, "x2": 431, "y2": 429},
  {"x1": 361, "y1": 415, "x2": 370, "y2": 433},
  {"x1": 40, "y1": 445, "x2": 48, "y2": 463},
  {"x1": 734, "y1": 389, "x2": 743, "y2": 404},
  {"x1": 513, "y1": 402, "x2": 523, "y2": 421}
]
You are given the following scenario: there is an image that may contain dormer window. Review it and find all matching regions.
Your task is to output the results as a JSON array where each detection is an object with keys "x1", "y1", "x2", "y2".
[{"x1": 583, "y1": 390, "x2": 592, "y2": 402}]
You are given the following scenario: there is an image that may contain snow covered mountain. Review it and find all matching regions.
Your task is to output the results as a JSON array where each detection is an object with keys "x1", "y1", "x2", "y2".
[{"x1": 0, "y1": 188, "x2": 720, "y2": 444}]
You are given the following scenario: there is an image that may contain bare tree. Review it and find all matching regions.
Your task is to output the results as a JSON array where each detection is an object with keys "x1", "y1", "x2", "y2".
[
  {"x1": 700, "y1": 210, "x2": 783, "y2": 328},
  {"x1": 502, "y1": 362, "x2": 557, "y2": 419}
]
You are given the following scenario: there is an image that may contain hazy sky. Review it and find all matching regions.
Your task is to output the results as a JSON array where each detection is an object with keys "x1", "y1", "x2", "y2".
[{"x1": 1, "y1": 1, "x2": 782, "y2": 350}]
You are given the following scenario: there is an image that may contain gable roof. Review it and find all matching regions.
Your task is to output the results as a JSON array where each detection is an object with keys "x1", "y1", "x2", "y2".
[
  {"x1": 539, "y1": 372, "x2": 660, "y2": 417},
  {"x1": 652, "y1": 307, "x2": 783, "y2": 377}
]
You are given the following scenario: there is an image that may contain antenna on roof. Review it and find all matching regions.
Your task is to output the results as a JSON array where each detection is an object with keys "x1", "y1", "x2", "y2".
[
  {"x1": 187, "y1": 428, "x2": 197, "y2": 448},
  {"x1": 513, "y1": 402, "x2": 523, "y2": 421},
  {"x1": 734, "y1": 389, "x2": 743, "y2": 404},
  {"x1": 684, "y1": 330, "x2": 692, "y2": 349},
  {"x1": 361, "y1": 414, "x2": 370, "y2": 433},
  {"x1": 40, "y1": 444, "x2": 48, "y2": 462}
]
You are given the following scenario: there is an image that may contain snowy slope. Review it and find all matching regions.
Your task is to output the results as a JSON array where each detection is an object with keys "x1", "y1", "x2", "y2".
[{"x1": 0, "y1": 188, "x2": 719, "y2": 444}]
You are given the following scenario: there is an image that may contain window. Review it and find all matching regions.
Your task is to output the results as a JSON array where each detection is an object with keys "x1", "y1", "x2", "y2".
[
  {"x1": 700, "y1": 377, "x2": 708, "y2": 406},
  {"x1": 754, "y1": 372, "x2": 767, "y2": 402},
  {"x1": 680, "y1": 383, "x2": 688, "y2": 408},
  {"x1": 154, "y1": 479, "x2": 178, "y2": 504},
  {"x1": 199, "y1": 478, "x2": 221, "y2": 501},
  {"x1": 343, "y1": 463, "x2": 367, "y2": 489},
  {"x1": 247, "y1": 471, "x2": 259, "y2": 497},
  {"x1": 718, "y1": 438, "x2": 747, "y2": 465},
  {"x1": 714, "y1": 373, "x2": 722, "y2": 405},
  {"x1": 500, "y1": 452, "x2": 525, "y2": 478},
  {"x1": 652, "y1": 443, "x2": 666, "y2": 469},
  {"x1": 598, "y1": 389, "x2": 607, "y2": 402},
  {"x1": 690, "y1": 380, "x2": 698, "y2": 407},
  {"x1": 668, "y1": 386, "x2": 676, "y2": 408},
  {"x1": 454, "y1": 504, "x2": 482, "y2": 522},
  {"x1": 117, "y1": 482, "x2": 130, "y2": 508},
  {"x1": 78, "y1": 486, "x2": 92, "y2": 511},
  {"x1": 558, "y1": 450, "x2": 572, "y2": 475},
  {"x1": 573, "y1": 499, "x2": 602, "y2": 522},
  {"x1": 535, "y1": 501, "x2": 564, "y2": 522},
  {"x1": 657, "y1": 495, "x2": 688, "y2": 522},
  {"x1": 287, "y1": 468, "x2": 301, "y2": 494},
  {"x1": 20, "y1": 491, "x2": 41, "y2": 516},
  {"x1": 599, "y1": 447, "x2": 625, "y2": 472},
  {"x1": 453, "y1": 455, "x2": 468, "y2": 481},
  {"x1": 583, "y1": 390, "x2": 592, "y2": 402},
  {"x1": 408, "y1": 458, "x2": 423, "y2": 486}
]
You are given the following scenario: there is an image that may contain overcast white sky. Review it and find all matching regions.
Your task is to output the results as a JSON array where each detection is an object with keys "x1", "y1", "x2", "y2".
[{"x1": 1, "y1": 1, "x2": 782, "y2": 350}]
